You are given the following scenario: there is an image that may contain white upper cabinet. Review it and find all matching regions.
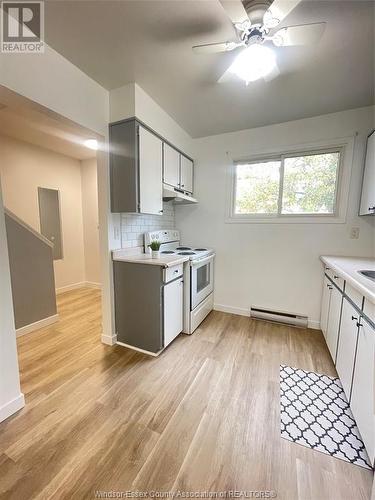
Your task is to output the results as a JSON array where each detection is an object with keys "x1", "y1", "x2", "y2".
[
  {"x1": 139, "y1": 126, "x2": 163, "y2": 215},
  {"x1": 359, "y1": 131, "x2": 375, "y2": 215},
  {"x1": 180, "y1": 155, "x2": 194, "y2": 194},
  {"x1": 163, "y1": 143, "x2": 180, "y2": 189}
]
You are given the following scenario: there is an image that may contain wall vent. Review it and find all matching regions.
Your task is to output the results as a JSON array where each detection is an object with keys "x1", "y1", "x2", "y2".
[{"x1": 250, "y1": 306, "x2": 308, "y2": 328}]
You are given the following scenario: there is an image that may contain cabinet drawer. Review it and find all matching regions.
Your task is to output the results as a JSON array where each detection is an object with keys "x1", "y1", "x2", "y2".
[
  {"x1": 325, "y1": 268, "x2": 344, "y2": 291},
  {"x1": 164, "y1": 264, "x2": 183, "y2": 283},
  {"x1": 345, "y1": 283, "x2": 364, "y2": 310}
]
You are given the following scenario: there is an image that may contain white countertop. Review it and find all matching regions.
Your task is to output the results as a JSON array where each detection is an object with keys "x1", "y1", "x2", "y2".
[
  {"x1": 320, "y1": 255, "x2": 375, "y2": 304},
  {"x1": 112, "y1": 248, "x2": 189, "y2": 268}
]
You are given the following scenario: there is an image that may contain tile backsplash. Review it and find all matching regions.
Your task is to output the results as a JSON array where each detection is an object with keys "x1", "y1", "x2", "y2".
[{"x1": 120, "y1": 201, "x2": 175, "y2": 248}]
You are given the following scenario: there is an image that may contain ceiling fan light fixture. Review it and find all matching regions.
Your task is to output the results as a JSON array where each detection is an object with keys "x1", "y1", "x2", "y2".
[{"x1": 229, "y1": 44, "x2": 276, "y2": 83}]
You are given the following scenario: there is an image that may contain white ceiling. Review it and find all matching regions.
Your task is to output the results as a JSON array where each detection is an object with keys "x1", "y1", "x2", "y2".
[
  {"x1": 44, "y1": 0, "x2": 374, "y2": 138},
  {"x1": 0, "y1": 86, "x2": 99, "y2": 159}
]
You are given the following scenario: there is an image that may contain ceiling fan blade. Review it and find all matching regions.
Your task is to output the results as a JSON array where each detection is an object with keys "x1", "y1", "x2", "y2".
[
  {"x1": 192, "y1": 41, "x2": 242, "y2": 54},
  {"x1": 266, "y1": 0, "x2": 303, "y2": 26},
  {"x1": 273, "y1": 22, "x2": 326, "y2": 46},
  {"x1": 219, "y1": 0, "x2": 249, "y2": 24}
]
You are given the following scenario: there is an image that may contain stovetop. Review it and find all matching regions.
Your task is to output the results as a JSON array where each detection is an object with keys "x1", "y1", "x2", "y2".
[
  {"x1": 160, "y1": 246, "x2": 213, "y2": 259},
  {"x1": 143, "y1": 230, "x2": 214, "y2": 261}
]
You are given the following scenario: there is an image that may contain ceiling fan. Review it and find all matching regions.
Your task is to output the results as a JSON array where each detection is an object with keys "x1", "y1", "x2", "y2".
[{"x1": 192, "y1": 0, "x2": 326, "y2": 84}]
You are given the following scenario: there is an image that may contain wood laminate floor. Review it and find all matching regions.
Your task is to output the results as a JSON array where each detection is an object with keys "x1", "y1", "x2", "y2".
[{"x1": 0, "y1": 288, "x2": 373, "y2": 500}]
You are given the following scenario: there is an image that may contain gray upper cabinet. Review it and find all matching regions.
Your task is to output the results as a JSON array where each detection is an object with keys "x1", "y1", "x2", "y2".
[
  {"x1": 163, "y1": 143, "x2": 180, "y2": 189},
  {"x1": 109, "y1": 119, "x2": 162, "y2": 214},
  {"x1": 180, "y1": 155, "x2": 194, "y2": 194},
  {"x1": 359, "y1": 130, "x2": 375, "y2": 216},
  {"x1": 110, "y1": 118, "x2": 194, "y2": 213}
]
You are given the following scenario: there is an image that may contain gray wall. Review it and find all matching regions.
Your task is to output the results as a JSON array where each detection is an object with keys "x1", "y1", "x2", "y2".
[{"x1": 5, "y1": 211, "x2": 57, "y2": 329}]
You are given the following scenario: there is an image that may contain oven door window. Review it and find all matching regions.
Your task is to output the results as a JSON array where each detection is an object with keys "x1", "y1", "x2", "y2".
[{"x1": 196, "y1": 263, "x2": 210, "y2": 293}]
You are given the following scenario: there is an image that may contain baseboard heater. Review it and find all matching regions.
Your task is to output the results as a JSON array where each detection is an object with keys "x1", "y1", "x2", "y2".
[{"x1": 250, "y1": 306, "x2": 308, "y2": 328}]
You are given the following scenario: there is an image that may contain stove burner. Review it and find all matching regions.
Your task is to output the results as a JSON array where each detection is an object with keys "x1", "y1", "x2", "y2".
[
  {"x1": 176, "y1": 246, "x2": 191, "y2": 250},
  {"x1": 161, "y1": 251, "x2": 175, "y2": 254},
  {"x1": 178, "y1": 251, "x2": 196, "y2": 255},
  {"x1": 194, "y1": 248, "x2": 207, "y2": 251}
]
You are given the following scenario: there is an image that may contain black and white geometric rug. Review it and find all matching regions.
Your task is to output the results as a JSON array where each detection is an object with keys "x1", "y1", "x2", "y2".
[{"x1": 280, "y1": 365, "x2": 372, "y2": 470}]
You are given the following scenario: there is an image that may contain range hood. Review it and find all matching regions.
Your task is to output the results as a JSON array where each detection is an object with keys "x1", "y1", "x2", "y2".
[{"x1": 163, "y1": 184, "x2": 197, "y2": 204}]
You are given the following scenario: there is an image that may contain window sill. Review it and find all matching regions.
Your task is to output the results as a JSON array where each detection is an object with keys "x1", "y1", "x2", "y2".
[{"x1": 225, "y1": 215, "x2": 346, "y2": 224}]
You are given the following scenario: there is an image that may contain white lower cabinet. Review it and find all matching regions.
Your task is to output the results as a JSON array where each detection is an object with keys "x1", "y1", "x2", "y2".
[
  {"x1": 326, "y1": 285, "x2": 343, "y2": 361},
  {"x1": 350, "y1": 318, "x2": 375, "y2": 465},
  {"x1": 321, "y1": 275, "x2": 333, "y2": 339},
  {"x1": 163, "y1": 277, "x2": 183, "y2": 347},
  {"x1": 335, "y1": 297, "x2": 360, "y2": 400},
  {"x1": 321, "y1": 265, "x2": 375, "y2": 464}
]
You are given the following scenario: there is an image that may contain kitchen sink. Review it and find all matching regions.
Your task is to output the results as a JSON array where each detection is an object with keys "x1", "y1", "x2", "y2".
[{"x1": 358, "y1": 270, "x2": 375, "y2": 282}]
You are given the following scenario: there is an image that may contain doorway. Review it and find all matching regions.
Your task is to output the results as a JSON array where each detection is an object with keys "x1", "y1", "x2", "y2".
[{"x1": 0, "y1": 87, "x2": 103, "y2": 338}]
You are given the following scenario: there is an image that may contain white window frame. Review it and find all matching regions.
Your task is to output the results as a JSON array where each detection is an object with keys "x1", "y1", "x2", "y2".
[{"x1": 226, "y1": 137, "x2": 355, "y2": 224}]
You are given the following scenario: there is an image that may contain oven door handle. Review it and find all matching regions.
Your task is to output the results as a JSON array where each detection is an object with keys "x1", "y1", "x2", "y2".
[{"x1": 190, "y1": 253, "x2": 216, "y2": 267}]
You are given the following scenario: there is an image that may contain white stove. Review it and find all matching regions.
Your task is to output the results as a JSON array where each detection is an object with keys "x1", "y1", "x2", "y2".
[
  {"x1": 144, "y1": 230, "x2": 215, "y2": 334},
  {"x1": 144, "y1": 230, "x2": 214, "y2": 261}
]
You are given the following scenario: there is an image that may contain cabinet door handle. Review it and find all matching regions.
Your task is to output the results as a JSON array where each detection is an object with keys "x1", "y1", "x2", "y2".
[
  {"x1": 328, "y1": 286, "x2": 333, "y2": 290},
  {"x1": 333, "y1": 275, "x2": 339, "y2": 279},
  {"x1": 159, "y1": 210, "x2": 164, "y2": 213},
  {"x1": 368, "y1": 206, "x2": 375, "y2": 212},
  {"x1": 356, "y1": 322, "x2": 363, "y2": 328},
  {"x1": 351, "y1": 315, "x2": 358, "y2": 321}
]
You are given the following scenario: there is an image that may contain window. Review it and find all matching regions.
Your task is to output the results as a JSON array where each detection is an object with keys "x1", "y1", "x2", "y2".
[{"x1": 233, "y1": 149, "x2": 342, "y2": 219}]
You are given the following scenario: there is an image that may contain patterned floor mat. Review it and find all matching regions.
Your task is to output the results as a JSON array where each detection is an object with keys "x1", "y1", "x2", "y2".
[{"x1": 280, "y1": 365, "x2": 372, "y2": 470}]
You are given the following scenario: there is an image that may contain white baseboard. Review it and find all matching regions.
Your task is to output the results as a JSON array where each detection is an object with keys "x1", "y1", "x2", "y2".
[
  {"x1": 0, "y1": 393, "x2": 25, "y2": 423},
  {"x1": 16, "y1": 314, "x2": 59, "y2": 337},
  {"x1": 56, "y1": 281, "x2": 102, "y2": 294},
  {"x1": 214, "y1": 303, "x2": 250, "y2": 317},
  {"x1": 308, "y1": 320, "x2": 321, "y2": 330},
  {"x1": 84, "y1": 281, "x2": 102, "y2": 289},
  {"x1": 214, "y1": 303, "x2": 321, "y2": 331},
  {"x1": 101, "y1": 333, "x2": 117, "y2": 346}
]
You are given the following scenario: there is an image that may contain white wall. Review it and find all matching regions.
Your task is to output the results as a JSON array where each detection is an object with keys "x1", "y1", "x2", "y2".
[
  {"x1": 81, "y1": 158, "x2": 101, "y2": 284},
  {"x1": 0, "y1": 176, "x2": 24, "y2": 422},
  {"x1": 109, "y1": 83, "x2": 194, "y2": 155},
  {"x1": 176, "y1": 106, "x2": 375, "y2": 327},
  {"x1": 0, "y1": 135, "x2": 86, "y2": 290}
]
